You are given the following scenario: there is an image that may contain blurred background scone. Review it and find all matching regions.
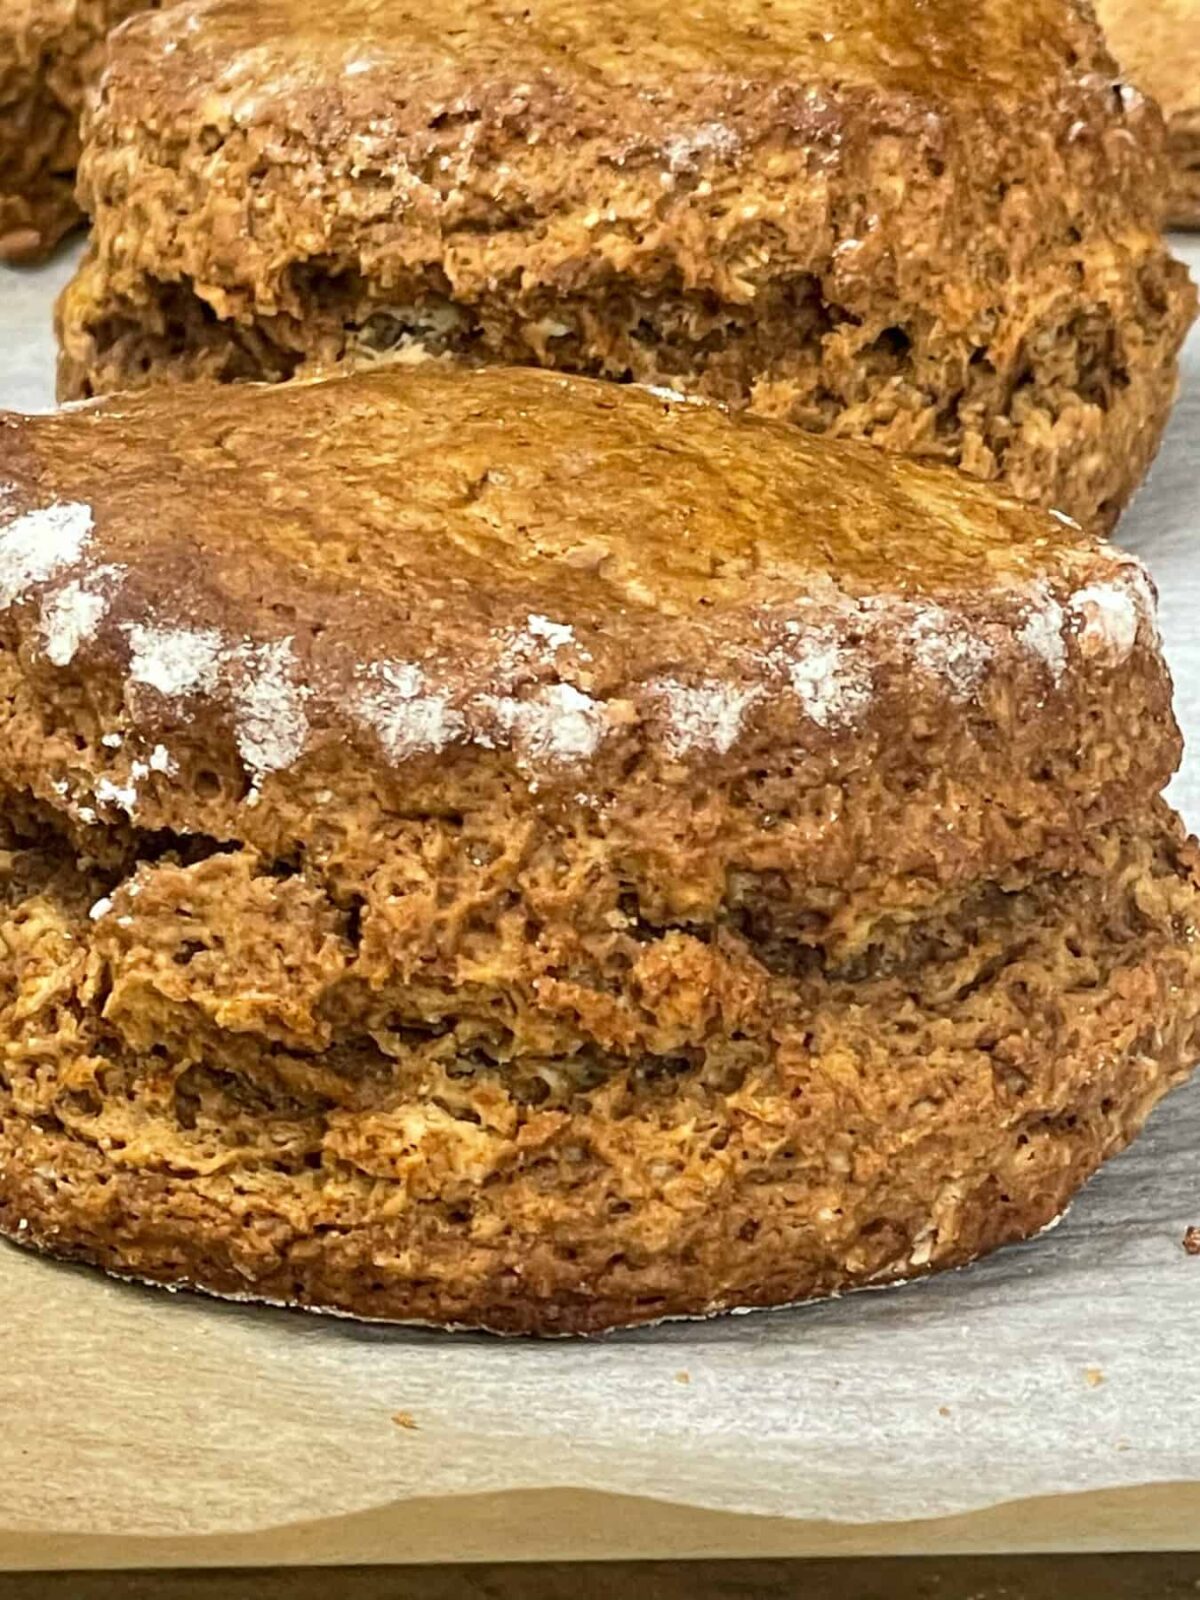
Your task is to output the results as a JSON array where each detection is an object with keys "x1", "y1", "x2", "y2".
[
  {"x1": 1, "y1": 366, "x2": 1198, "y2": 1333},
  {"x1": 0, "y1": 0, "x2": 159, "y2": 262},
  {"x1": 55, "y1": 0, "x2": 1195, "y2": 531},
  {"x1": 1098, "y1": 0, "x2": 1200, "y2": 228}
]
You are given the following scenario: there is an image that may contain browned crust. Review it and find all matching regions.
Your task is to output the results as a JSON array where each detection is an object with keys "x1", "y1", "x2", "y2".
[
  {"x1": 0, "y1": 365, "x2": 1180, "y2": 888},
  {"x1": 55, "y1": 0, "x2": 1196, "y2": 528}
]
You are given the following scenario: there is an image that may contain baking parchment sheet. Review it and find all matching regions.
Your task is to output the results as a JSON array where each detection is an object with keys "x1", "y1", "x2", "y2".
[{"x1": 0, "y1": 239, "x2": 1197, "y2": 1552}]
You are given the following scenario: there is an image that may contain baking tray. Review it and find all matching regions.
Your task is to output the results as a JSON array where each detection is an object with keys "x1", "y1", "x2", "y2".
[{"x1": 0, "y1": 240, "x2": 1197, "y2": 1569}]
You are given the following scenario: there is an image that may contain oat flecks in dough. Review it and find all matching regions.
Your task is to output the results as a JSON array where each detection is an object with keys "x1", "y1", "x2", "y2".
[
  {"x1": 126, "y1": 621, "x2": 225, "y2": 697},
  {"x1": 0, "y1": 501, "x2": 94, "y2": 609},
  {"x1": 353, "y1": 660, "x2": 466, "y2": 761}
]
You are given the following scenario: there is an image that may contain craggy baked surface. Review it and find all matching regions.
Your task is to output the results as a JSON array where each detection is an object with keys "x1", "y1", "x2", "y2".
[
  {"x1": 1098, "y1": 0, "x2": 1200, "y2": 227},
  {"x1": 0, "y1": 366, "x2": 1197, "y2": 1332},
  {"x1": 56, "y1": 0, "x2": 1196, "y2": 530},
  {"x1": 0, "y1": 0, "x2": 158, "y2": 262}
]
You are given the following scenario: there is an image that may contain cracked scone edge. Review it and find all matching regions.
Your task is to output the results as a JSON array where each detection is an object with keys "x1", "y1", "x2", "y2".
[
  {"x1": 54, "y1": 0, "x2": 1197, "y2": 531},
  {"x1": 1, "y1": 364, "x2": 1198, "y2": 1334}
]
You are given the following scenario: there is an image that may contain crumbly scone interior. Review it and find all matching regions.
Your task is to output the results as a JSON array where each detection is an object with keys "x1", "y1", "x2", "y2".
[{"x1": 4, "y1": 758, "x2": 1199, "y2": 1325}]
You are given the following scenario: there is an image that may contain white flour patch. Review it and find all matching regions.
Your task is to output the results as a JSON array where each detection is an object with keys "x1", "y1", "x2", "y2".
[
  {"x1": 499, "y1": 613, "x2": 590, "y2": 680},
  {"x1": 650, "y1": 678, "x2": 762, "y2": 757},
  {"x1": 88, "y1": 897, "x2": 113, "y2": 923},
  {"x1": 231, "y1": 637, "x2": 309, "y2": 781},
  {"x1": 1017, "y1": 588, "x2": 1067, "y2": 683},
  {"x1": 1116, "y1": 561, "x2": 1160, "y2": 647},
  {"x1": 488, "y1": 683, "x2": 607, "y2": 763},
  {"x1": 780, "y1": 624, "x2": 872, "y2": 729},
  {"x1": 661, "y1": 122, "x2": 741, "y2": 171},
  {"x1": 93, "y1": 740, "x2": 177, "y2": 813},
  {"x1": 127, "y1": 623, "x2": 224, "y2": 696},
  {"x1": 1070, "y1": 582, "x2": 1140, "y2": 666},
  {"x1": 525, "y1": 614, "x2": 574, "y2": 651},
  {"x1": 907, "y1": 606, "x2": 992, "y2": 700},
  {"x1": 41, "y1": 583, "x2": 111, "y2": 667},
  {"x1": 0, "y1": 501, "x2": 94, "y2": 609},
  {"x1": 39, "y1": 564, "x2": 124, "y2": 667},
  {"x1": 94, "y1": 775, "x2": 138, "y2": 815},
  {"x1": 353, "y1": 660, "x2": 466, "y2": 762}
]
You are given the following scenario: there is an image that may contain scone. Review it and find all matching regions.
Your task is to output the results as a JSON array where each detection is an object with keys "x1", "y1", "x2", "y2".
[
  {"x1": 1, "y1": 366, "x2": 1198, "y2": 1335},
  {"x1": 1098, "y1": 0, "x2": 1200, "y2": 227},
  {"x1": 0, "y1": 0, "x2": 159, "y2": 262},
  {"x1": 54, "y1": 0, "x2": 1196, "y2": 532}
]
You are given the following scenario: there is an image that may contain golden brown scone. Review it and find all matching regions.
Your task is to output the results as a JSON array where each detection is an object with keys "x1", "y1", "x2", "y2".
[
  {"x1": 55, "y1": 0, "x2": 1196, "y2": 531},
  {"x1": 1098, "y1": 0, "x2": 1200, "y2": 227},
  {"x1": 0, "y1": 0, "x2": 160, "y2": 263},
  {"x1": 1, "y1": 366, "x2": 1198, "y2": 1334}
]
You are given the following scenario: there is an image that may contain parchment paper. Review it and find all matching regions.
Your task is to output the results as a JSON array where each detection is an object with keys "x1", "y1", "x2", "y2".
[{"x1": 0, "y1": 239, "x2": 1196, "y2": 1562}]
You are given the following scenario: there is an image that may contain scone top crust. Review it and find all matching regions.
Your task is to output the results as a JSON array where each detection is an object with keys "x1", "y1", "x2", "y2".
[
  {"x1": 88, "y1": 0, "x2": 1156, "y2": 244},
  {"x1": 129, "y1": 0, "x2": 1111, "y2": 101},
  {"x1": 0, "y1": 367, "x2": 1170, "y2": 838},
  {"x1": 98, "y1": 0, "x2": 1138, "y2": 182}
]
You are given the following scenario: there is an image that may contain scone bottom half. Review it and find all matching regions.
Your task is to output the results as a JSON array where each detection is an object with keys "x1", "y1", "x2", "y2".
[{"x1": 0, "y1": 366, "x2": 1197, "y2": 1335}]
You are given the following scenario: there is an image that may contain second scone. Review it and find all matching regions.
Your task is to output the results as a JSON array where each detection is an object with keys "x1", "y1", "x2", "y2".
[{"x1": 55, "y1": 0, "x2": 1196, "y2": 530}]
